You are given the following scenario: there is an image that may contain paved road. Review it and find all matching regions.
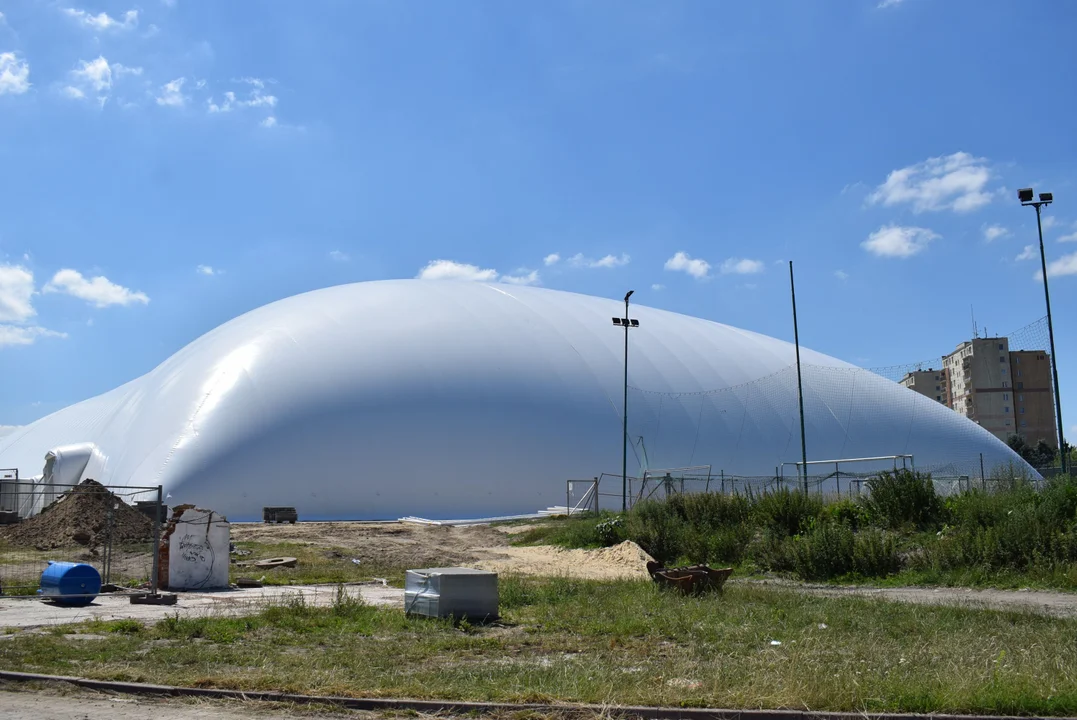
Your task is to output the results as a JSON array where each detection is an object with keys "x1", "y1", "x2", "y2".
[{"x1": 0, "y1": 583, "x2": 403, "y2": 630}]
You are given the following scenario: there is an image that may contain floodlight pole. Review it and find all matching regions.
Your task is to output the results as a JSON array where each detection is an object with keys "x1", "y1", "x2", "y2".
[
  {"x1": 790, "y1": 262, "x2": 809, "y2": 494},
  {"x1": 612, "y1": 290, "x2": 637, "y2": 512},
  {"x1": 1021, "y1": 190, "x2": 1066, "y2": 474}
]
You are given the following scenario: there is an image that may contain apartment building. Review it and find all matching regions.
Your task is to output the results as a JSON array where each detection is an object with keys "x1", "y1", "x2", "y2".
[
  {"x1": 923, "y1": 336, "x2": 1060, "y2": 447},
  {"x1": 1009, "y1": 350, "x2": 1057, "y2": 446},
  {"x1": 899, "y1": 369, "x2": 950, "y2": 406}
]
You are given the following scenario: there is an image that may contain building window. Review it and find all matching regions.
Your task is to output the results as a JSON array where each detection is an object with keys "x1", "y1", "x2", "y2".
[
  {"x1": 1021, "y1": 421, "x2": 1028, "y2": 427},
  {"x1": 1020, "y1": 407, "x2": 1025, "y2": 414},
  {"x1": 1004, "y1": 407, "x2": 1010, "y2": 413},
  {"x1": 936, "y1": 395, "x2": 941, "y2": 401},
  {"x1": 1006, "y1": 420, "x2": 1011, "y2": 426},
  {"x1": 1000, "y1": 357, "x2": 1006, "y2": 363},
  {"x1": 1003, "y1": 381, "x2": 1010, "y2": 388},
  {"x1": 1015, "y1": 356, "x2": 1020, "y2": 364},
  {"x1": 1018, "y1": 370, "x2": 1022, "y2": 377},
  {"x1": 1003, "y1": 394, "x2": 1009, "y2": 401},
  {"x1": 999, "y1": 343, "x2": 1004, "y2": 350},
  {"x1": 1018, "y1": 382, "x2": 1024, "y2": 389},
  {"x1": 1019, "y1": 394, "x2": 1024, "y2": 402},
  {"x1": 936, "y1": 385, "x2": 941, "y2": 391}
]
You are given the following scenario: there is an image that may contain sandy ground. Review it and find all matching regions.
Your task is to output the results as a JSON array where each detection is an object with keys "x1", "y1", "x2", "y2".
[
  {"x1": 0, "y1": 688, "x2": 400, "y2": 719},
  {"x1": 231, "y1": 521, "x2": 657, "y2": 580},
  {"x1": 0, "y1": 583, "x2": 401, "y2": 630}
]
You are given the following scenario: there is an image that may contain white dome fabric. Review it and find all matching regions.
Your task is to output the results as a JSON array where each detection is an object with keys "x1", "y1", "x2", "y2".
[{"x1": 0, "y1": 280, "x2": 1033, "y2": 519}]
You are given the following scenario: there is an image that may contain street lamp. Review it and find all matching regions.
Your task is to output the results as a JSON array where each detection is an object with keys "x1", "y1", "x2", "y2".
[
  {"x1": 1019, "y1": 187, "x2": 1067, "y2": 473},
  {"x1": 612, "y1": 290, "x2": 639, "y2": 511}
]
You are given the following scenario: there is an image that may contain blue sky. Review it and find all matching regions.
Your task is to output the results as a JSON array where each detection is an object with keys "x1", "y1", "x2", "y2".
[{"x1": 1, "y1": 0, "x2": 1075, "y2": 445}]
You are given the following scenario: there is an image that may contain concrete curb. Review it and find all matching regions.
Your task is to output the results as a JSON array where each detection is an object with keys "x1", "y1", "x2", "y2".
[{"x1": 0, "y1": 670, "x2": 1065, "y2": 720}]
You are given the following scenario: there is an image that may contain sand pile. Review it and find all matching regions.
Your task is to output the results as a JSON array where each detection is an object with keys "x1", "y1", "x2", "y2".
[
  {"x1": 0, "y1": 479, "x2": 153, "y2": 550},
  {"x1": 475, "y1": 540, "x2": 655, "y2": 580}
]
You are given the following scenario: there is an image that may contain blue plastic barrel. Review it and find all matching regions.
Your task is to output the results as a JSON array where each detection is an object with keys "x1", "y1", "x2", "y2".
[{"x1": 37, "y1": 561, "x2": 101, "y2": 606}]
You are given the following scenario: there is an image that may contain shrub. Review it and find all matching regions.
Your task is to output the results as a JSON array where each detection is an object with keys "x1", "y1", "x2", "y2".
[
  {"x1": 752, "y1": 488, "x2": 823, "y2": 537},
  {"x1": 823, "y1": 497, "x2": 867, "y2": 531},
  {"x1": 852, "y1": 528, "x2": 901, "y2": 577},
  {"x1": 625, "y1": 492, "x2": 753, "y2": 565},
  {"x1": 595, "y1": 516, "x2": 626, "y2": 546},
  {"x1": 863, "y1": 470, "x2": 942, "y2": 530},
  {"x1": 790, "y1": 522, "x2": 855, "y2": 580},
  {"x1": 625, "y1": 499, "x2": 686, "y2": 564}
]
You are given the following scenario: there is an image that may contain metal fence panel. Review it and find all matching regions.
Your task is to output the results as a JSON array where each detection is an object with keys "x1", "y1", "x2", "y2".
[{"x1": 0, "y1": 480, "x2": 162, "y2": 600}]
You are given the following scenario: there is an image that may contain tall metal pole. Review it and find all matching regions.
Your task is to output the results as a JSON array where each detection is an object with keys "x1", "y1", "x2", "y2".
[
  {"x1": 790, "y1": 262, "x2": 809, "y2": 493},
  {"x1": 1035, "y1": 205, "x2": 1067, "y2": 473},
  {"x1": 622, "y1": 293, "x2": 632, "y2": 512}
]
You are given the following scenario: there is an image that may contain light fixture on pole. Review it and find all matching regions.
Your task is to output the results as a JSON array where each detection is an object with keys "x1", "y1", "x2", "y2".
[
  {"x1": 612, "y1": 290, "x2": 638, "y2": 512},
  {"x1": 1018, "y1": 187, "x2": 1067, "y2": 473}
]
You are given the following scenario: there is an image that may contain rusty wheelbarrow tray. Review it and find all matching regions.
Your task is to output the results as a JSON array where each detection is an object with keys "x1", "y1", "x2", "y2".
[{"x1": 646, "y1": 561, "x2": 733, "y2": 595}]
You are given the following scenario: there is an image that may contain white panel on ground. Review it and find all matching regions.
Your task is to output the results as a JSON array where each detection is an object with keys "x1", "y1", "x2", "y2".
[{"x1": 167, "y1": 508, "x2": 230, "y2": 591}]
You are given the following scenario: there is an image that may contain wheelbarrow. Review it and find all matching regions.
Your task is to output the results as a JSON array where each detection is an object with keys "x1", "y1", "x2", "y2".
[{"x1": 646, "y1": 561, "x2": 733, "y2": 595}]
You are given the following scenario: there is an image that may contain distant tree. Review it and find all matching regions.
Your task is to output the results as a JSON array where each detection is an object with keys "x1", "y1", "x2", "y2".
[{"x1": 1007, "y1": 434, "x2": 1058, "y2": 469}]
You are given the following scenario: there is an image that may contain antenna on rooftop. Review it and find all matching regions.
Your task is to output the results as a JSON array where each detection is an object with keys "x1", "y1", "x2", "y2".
[{"x1": 971, "y1": 305, "x2": 978, "y2": 339}]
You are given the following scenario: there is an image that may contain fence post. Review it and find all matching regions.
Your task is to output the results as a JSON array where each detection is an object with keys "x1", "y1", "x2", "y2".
[
  {"x1": 151, "y1": 485, "x2": 162, "y2": 596},
  {"x1": 721, "y1": 470, "x2": 725, "y2": 495},
  {"x1": 980, "y1": 453, "x2": 985, "y2": 491},
  {"x1": 593, "y1": 477, "x2": 600, "y2": 514}
]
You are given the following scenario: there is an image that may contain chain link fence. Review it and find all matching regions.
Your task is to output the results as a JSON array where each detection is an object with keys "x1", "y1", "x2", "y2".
[{"x1": 0, "y1": 480, "x2": 162, "y2": 600}]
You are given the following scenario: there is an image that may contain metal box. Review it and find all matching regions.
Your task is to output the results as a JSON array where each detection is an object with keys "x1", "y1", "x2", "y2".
[{"x1": 404, "y1": 567, "x2": 498, "y2": 621}]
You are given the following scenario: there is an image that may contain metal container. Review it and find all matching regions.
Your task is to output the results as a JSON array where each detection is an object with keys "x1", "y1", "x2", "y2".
[
  {"x1": 404, "y1": 567, "x2": 498, "y2": 621},
  {"x1": 37, "y1": 561, "x2": 101, "y2": 606}
]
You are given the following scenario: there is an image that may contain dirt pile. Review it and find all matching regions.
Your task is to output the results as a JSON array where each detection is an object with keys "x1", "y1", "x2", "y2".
[
  {"x1": 475, "y1": 540, "x2": 655, "y2": 580},
  {"x1": 0, "y1": 479, "x2": 153, "y2": 550}
]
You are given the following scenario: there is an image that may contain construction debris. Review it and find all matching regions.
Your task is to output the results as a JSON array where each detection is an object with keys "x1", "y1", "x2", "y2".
[
  {"x1": 646, "y1": 561, "x2": 733, "y2": 595},
  {"x1": 0, "y1": 480, "x2": 152, "y2": 550}
]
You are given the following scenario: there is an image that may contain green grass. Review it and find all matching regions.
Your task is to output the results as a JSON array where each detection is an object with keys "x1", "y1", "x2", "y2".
[
  {"x1": 3, "y1": 577, "x2": 1077, "y2": 714},
  {"x1": 521, "y1": 473, "x2": 1077, "y2": 591},
  {"x1": 229, "y1": 541, "x2": 407, "y2": 587}
]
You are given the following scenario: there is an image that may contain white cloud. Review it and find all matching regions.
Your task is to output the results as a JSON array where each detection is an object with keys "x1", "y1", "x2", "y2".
[
  {"x1": 156, "y1": 78, "x2": 187, "y2": 107},
  {"x1": 568, "y1": 253, "x2": 630, "y2": 269},
  {"x1": 834, "y1": 270, "x2": 849, "y2": 281},
  {"x1": 328, "y1": 250, "x2": 350, "y2": 262},
  {"x1": 868, "y1": 152, "x2": 995, "y2": 213},
  {"x1": 501, "y1": 270, "x2": 540, "y2": 286},
  {"x1": 1059, "y1": 231, "x2": 1077, "y2": 244},
  {"x1": 862, "y1": 225, "x2": 939, "y2": 258},
  {"x1": 208, "y1": 79, "x2": 278, "y2": 122},
  {"x1": 0, "y1": 264, "x2": 36, "y2": 323},
  {"x1": 0, "y1": 325, "x2": 66, "y2": 348},
  {"x1": 1036, "y1": 251, "x2": 1077, "y2": 280},
  {"x1": 417, "y1": 260, "x2": 499, "y2": 282},
  {"x1": 543, "y1": 253, "x2": 560, "y2": 266},
  {"x1": 112, "y1": 63, "x2": 142, "y2": 78},
  {"x1": 1041, "y1": 216, "x2": 1058, "y2": 232},
  {"x1": 63, "y1": 8, "x2": 139, "y2": 31},
  {"x1": 664, "y1": 252, "x2": 711, "y2": 279},
  {"x1": 416, "y1": 260, "x2": 539, "y2": 285},
  {"x1": 651, "y1": 284, "x2": 665, "y2": 291},
  {"x1": 161, "y1": 0, "x2": 176, "y2": 7},
  {"x1": 720, "y1": 258, "x2": 765, "y2": 275},
  {"x1": 878, "y1": 0, "x2": 904, "y2": 7},
  {"x1": 1015, "y1": 245, "x2": 1037, "y2": 262},
  {"x1": 62, "y1": 86, "x2": 86, "y2": 99},
  {"x1": 260, "y1": 116, "x2": 277, "y2": 128},
  {"x1": 0, "y1": 52, "x2": 30, "y2": 96},
  {"x1": 983, "y1": 224, "x2": 1009, "y2": 242},
  {"x1": 0, "y1": 425, "x2": 21, "y2": 438},
  {"x1": 44, "y1": 269, "x2": 149, "y2": 308},
  {"x1": 196, "y1": 265, "x2": 218, "y2": 276}
]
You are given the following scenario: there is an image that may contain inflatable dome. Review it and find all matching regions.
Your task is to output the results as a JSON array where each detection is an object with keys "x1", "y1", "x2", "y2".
[{"x1": 0, "y1": 280, "x2": 1033, "y2": 519}]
